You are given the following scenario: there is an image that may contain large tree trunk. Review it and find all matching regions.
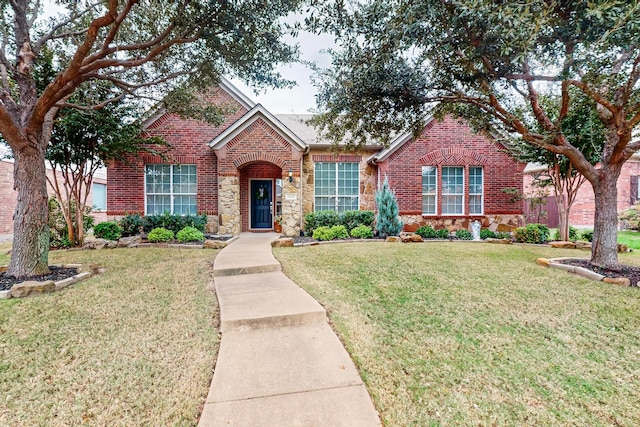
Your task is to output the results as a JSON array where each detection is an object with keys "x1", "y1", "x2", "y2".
[
  {"x1": 7, "y1": 144, "x2": 50, "y2": 277},
  {"x1": 590, "y1": 164, "x2": 622, "y2": 269}
]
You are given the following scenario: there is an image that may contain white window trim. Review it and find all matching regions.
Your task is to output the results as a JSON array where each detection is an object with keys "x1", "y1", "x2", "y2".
[
  {"x1": 421, "y1": 166, "x2": 438, "y2": 216},
  {"x1": 313, "y1": 162, "x2": 360, "y2": 212},
  {"x1": 441, "y1": 166, "x2": 465, "y2": 216},
  {"x1": 144, "y1": 164, "x2": 197, "y2": 215}
]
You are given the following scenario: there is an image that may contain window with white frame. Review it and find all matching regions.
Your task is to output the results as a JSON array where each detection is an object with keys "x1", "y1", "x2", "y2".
[
  {"x1": 145, "y1": 164, "x2": 197, "y2": 215},
  {"x1": 92, "y1": 183, "x2": 107, "y2": 211},
  {"x1": 314, "y1": 162, "x2": 359, "y2": 212},
  {"x1": 441, "y1": 166, "x2": 464, "y2": 215},
  {"x1": 421, "y1": 166, "x2": 437, "y2": 215},
  {"x1": 469, "y1": 167, "x2": 484, "y2": 215}
]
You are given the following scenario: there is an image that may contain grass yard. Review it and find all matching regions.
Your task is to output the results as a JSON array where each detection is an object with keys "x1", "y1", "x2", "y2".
[
  {"x1": 617, "y1": 230, "x2": 640, "y2": 250},
  {"x1": 275, "y1": 242, "x2": 640, "y2": 426},
  {"x1": 0, "y1": 247, "x2": 219, "y2": 427}
]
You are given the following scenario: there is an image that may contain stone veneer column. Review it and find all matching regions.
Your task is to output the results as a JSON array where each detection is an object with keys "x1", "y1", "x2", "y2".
[
  {"x1": 281, "y1": 179, "x2": 301, "y2": 237},
  {"x1": 218, "y1": 176, "x2": 240, "y2": 235}
]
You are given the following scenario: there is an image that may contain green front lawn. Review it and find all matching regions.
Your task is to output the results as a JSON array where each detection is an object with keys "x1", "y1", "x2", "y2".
[
  {"x1": 1, "y1": 248, "x2": 218, "y2": 426},
  {"x1": 275, "y1": 242, "x2": 640, "y2": 426},
  {"x1": 617, "y1": 230, "x2": 640, "y2": 250}
]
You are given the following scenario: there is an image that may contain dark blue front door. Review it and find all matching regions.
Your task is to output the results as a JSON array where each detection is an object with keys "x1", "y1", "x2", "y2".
[{"x1": 251, "y1": 180, "x2": 272, "y2": 229}]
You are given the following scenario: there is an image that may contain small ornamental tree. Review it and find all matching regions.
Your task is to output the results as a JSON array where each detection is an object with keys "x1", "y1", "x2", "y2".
[{"x1": 375, "y1": 176, "x2": 403, "y2": 237}]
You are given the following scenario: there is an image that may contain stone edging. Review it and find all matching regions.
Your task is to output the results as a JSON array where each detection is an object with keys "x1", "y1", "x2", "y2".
[
  {"x1": 0, "y1": 263, "x2": 97, "y2": 300},
  {"x1": 536, "y1": 257, "x2": 632, "y2": 287}
]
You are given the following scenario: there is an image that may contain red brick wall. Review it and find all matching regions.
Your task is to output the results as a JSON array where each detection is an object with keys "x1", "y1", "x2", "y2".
[
  {"x1": 379, "y1": 116, "x2": 523, "y2": 218},
  {"x1": 107, "y1": 87, "x2": 247, "y2": 216}
]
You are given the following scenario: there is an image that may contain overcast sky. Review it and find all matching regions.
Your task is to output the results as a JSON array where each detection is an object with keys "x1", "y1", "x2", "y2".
[{"x1": 230, "y1": 27, "x2": 336, "y2": 114}]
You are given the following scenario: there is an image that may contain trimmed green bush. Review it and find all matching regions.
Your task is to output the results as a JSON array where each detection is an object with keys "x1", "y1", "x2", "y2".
[
  {"x1": 312, "y1": 226, "x2": 333, "y2": 241},
  {"x1": 94, "y1": 221, "x2": 122, "y2": 241},
  {"x1": 416, "y1": 225, "x2": 437, "y2": 239},
  {"x1": 350, "y1": 225, "x2": 374, "y2": 239},
  {"x1": 436, "y1": 229, "x2": 450, "y2": 239},
  {"x1": 304, "y1": 210, "x2": 375, "y2": 236},
  {"x1": 553, "y1": 226, "x2": 579, "y2": 241},
  {"x1": 341, "y1": 210, "x2": 375, "y2": 232},
  {"x1": 580, "y1": 229, "x2": 594, "y2": 242},
  {"x1": 176, "y1": 226, "x2": 205, "y2": 242},
  {"x1": 495, "y1": 232, "x2": 512, "y2": 240},
  {"x1": 142, "y1": 213, "x2": 207, "y2": 234},
  {"x1": 119, "y1": 213, "x2": 143, "y2": 237},
  {"x1": 480, "y1": 229, "x2": 497, "y2": 239},
  {"x1": 513, "y1": 223, "x2": 549, "y2": 244},
  {"x1": 147, "y1": 227, "x2": 174, "y2": 243},
  {"x1": 330, "y1": 225, "x2": 349, "y2": 240},
  {"x1": 455, "y1": 229, "x2": 473, "y2": 240}
]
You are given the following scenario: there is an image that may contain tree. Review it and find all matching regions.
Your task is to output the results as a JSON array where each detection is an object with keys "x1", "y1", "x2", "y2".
[
  {"x1": 511, "y1": 91, "x2": 605, "y2": 241},
  {"x1": 47, "y1": 83, "x2": 167, "y2": 246},
  {"x1": 375, "y1": 175, "x2": 403, "y2": 237},
  {"x1": 0, "y1": 0, "x2": 303, "y2": 277},
  {"x1": 309, "y1": 1, "x2": 640, "y2": 269}
]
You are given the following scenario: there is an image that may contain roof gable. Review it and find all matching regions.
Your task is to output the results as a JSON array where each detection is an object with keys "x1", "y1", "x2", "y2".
[{"x1": 208, "y1": 104, "x2": 307, "y2": 152}]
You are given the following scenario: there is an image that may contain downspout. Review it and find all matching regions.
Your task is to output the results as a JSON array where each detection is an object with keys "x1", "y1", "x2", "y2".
[{"x1": 300, "y1": 146, "x2": 309, "y2": 235}]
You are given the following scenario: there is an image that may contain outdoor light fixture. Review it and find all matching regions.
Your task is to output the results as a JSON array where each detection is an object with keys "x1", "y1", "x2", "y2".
[{"x1": 288, "y1": 169, "x2": 293, "y2": 182}]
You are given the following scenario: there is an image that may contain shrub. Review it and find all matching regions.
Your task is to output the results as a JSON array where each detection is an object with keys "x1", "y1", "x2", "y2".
[
  {"x1": 142, "y1": 213, "x2": 207, "y2": 234},
  {"x1": 495, "y1": 232, "x2": 512, "y2": 240},
  {"x1": 553, "y1": 226, "x2": 579, "y2": 241},
  {"x1": 330, "y1": 225, "x2": 349, "y2": 240},
  {"x1": 619, "y1": 205, "x2": 640, "y2": 230},
  {"x1": 416, "y1": 225, "x2": 437, "y2": 238},
  {"x1": 147, "y1": 227, "x2": 174, "y2": 242},
  {"x1": 455, "y1": 229, "x2": 473, "y2": 240},
  {"x1": 580, "y1": 229, "x2": 594, "y2": 242},
  {"x1": 312, "y1": 226, "x2": 333, "y2": 241},
  {"x1": 119, "y1": 214, "x2": 144, "y2": 237},
  {"x1": 304, "y1": 210, "x2": 340, "y2": 236},
  {"x1": 480, "y1": 229, "x2": 497, "y2": 239},
  {"x1": 375, "y1": 176, "x2": 403, "y2": 237},
  {"x1": 176, "y1": 226, "x2": 205, "y2": 242},
  {"x1": 513, "y1": 223, "x2": 549, "y2": 244},
  {"x1": 94, "y1": 221, "x2": 123, "y2": 241},
  {"x1": 350, "y1": 225, "x2": 374, "y2": 239},
  {"x1": 341, "y1": 210, "x2": 375, "y2": 231},
  {"x1": 436, "y1": 229, "x2": 450, "y2": 239}
]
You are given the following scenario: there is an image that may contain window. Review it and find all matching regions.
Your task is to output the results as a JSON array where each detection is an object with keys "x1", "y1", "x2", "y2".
[
  {"x1": 422, "y1": 166, "x2": 437, "y2": 215},
  {"x1": 441, "y1": 166, "x2": 464, "y2": 215},
  {"x1": 314, "y1": 162, "x2": 359, "y2": 212},
  {"x1": 145, "y1": 164, "x2": 196, "y2": 215},
  {"x1": 469, "y1": 167, "x2": 484, "y2": 215},
  {"x1": 92, "y1": 183, "x2": 107, "y2": 211}
]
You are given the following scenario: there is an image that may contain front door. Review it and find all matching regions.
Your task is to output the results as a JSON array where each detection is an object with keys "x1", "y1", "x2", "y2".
[{"x1": 251, "y1": 180, "x2": 272, "y2": 229}]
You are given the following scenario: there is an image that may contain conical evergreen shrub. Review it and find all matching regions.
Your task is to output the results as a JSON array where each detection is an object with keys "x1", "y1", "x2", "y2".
[{"x1": 375, "y1": 175, "x2": 403, "y2": 237}]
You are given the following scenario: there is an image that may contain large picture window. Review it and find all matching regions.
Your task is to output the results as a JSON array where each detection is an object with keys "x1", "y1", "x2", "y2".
[
  {"x1": 422, "y1": 166, "x2": 437, "y2": 215},
  {"x1": 92, "y1": 183, "x2": 107, "y2": 211},
  {"x1": 145, "y1": 164, "x2": 196, "y2": 215},
  {"x1": 314, "y1": 162, "x2": 359, "y2": 212}
]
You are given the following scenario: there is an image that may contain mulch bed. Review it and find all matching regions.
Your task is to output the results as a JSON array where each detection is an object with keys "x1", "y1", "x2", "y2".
[
  {"x1": 558, "y1": 259, "x2": 640, "y2": 287},
  {"x1": 0, "y1": 266, "x2": 78, "y2": 292}
]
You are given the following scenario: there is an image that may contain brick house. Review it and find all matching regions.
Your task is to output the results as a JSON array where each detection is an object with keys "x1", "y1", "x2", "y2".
[{"x1": 107, "y1": 79, "x2": 525, "y2": 236}]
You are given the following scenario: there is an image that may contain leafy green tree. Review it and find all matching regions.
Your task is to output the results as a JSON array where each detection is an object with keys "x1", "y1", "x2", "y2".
[
  {"x1": 375, "y1": 176, "x2": 403, "y2": 237},
  {"x1": 309, "y1": 0, "x2": 640, "y2": 269},
  {"x1": 0, "y1": 0, "x2": 303, "y2": 277}
]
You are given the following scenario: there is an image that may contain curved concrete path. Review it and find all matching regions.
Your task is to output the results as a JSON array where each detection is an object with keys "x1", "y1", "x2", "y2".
[{"x1": 199, "y1": 232, "x2": 381, "y2": 426}]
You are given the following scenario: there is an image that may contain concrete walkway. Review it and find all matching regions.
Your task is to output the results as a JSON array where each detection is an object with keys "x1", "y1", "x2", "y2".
[{"x1": 199, "y1": 232, "x2": 381, "y2": 426}]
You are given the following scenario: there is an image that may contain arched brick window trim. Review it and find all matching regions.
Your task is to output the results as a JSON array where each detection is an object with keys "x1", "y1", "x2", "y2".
[
  {"x1": 233, "y1": 152, "x2": 287, "y2": 169},
  {"x1": 419, "y1": 148, "x2": 489, "y2": 166}
]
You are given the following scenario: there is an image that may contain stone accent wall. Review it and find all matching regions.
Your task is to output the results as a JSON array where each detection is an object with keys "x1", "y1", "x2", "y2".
[
  {"x1": 281, "y1": 180, "x2": 301, "y2": 237},
  {"x1": 218, "y1": 176, "x2": 240, "y2": 235},
  {"x1": 401, "y1": 214, "x2": 525, "y2": 233}
]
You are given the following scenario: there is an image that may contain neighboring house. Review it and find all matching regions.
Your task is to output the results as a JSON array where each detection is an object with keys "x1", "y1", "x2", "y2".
[
  {"x1": 523, "y1": 155, "x2": 640, "y2": 228},
  {"x1": 107, "y1": 79, "x2": 525, "y2": 236},
  {"x1": 0, "y1": 159, "x2": 107, "y2": 235}
]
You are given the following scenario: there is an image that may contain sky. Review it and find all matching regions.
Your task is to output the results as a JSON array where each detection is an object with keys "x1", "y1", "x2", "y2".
[{"x1": 229, "y1": 24, "x2": 337, "y2": 114}]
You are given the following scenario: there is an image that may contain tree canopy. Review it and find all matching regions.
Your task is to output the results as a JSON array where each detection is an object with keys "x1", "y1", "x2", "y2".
[{"x1": 309, "y1": 0, "x2": 640, "y2": 268}]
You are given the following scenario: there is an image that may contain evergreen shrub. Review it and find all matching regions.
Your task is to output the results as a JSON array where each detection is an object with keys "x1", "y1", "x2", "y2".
[
  {"x1": 119, "y1": 214, "x2": 143, "y2": 237},
  {"x1": 147, "y1": 227, "x2": 174, "y2": 242},
  {"x1": 142, "y1": 213, "x2": 207, "y2": 234},
  {"x1": 513, "y1": 224, "x2": 549, "y2": 244},
  {"x1": 455, "y1": 229, "x2": 473, "y2": 240},
  {"x1": 416, "y1": 225, "x2": 437, "y2": 238},
  {"x1": 176, "y1": 226, "x2": 204, "y2": 242},
  {"x1": 350, "y1": 225, "x2": 374, "y2": 239},
  {"x1": 94, "y1": 221, "x2": 122, "y2": 241},
  {"x1": 375, "y1": 176, "x2": 403, "y2": 237}
]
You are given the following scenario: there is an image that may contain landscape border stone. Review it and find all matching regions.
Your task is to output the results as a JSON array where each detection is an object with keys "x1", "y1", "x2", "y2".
[{"x1": 0, "y1": 263, "x2": 96, "y2": 300}]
